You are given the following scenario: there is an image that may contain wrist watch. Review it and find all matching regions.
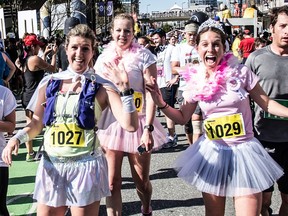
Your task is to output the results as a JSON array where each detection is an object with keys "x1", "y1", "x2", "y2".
[
  {"x1": 144, "y1": 124, "x2": 154, "y2": 132},
  {"x1": 120, "y1": 88, "x2": 134, "y2": 97}
]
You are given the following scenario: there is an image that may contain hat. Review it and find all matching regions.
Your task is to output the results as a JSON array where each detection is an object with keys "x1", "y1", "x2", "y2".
[
  {"x1": 23, "y1": 34, "x2": 45, "y2": 47},
  {"x1": 244, "y1": 29, "x2": 250, "y2": 34},
  {"x1": 64, "y1": 17, "x2": 80, "y2": 35},
  {"x1": 214, "y1": 16, "x2": 220, "y2": 21},
  {"x1": 190, "y1": 11, "x2": 209, "y2": 25},
  {"x1": 184, "y1": 23, "x2": 199, "y2": 33},
  {"x1": 151, "y1": 28, "x2": 166, "y2": 38}
]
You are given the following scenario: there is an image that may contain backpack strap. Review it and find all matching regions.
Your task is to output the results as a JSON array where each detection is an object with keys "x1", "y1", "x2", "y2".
[
  {"x1": 43, "y1": 79, "x2": 61, "y2": 126},
  {"x1": 76, "y1": 78, "x2": 100, "y2": 129}
]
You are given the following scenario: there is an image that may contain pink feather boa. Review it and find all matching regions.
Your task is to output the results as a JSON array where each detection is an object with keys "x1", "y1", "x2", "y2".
[
  {"x1": 181, "y1": 53, "x2": 242, "y2": 102},
  {"x1": 101, "y1": 41, "x2": 143, "y2": 66}
]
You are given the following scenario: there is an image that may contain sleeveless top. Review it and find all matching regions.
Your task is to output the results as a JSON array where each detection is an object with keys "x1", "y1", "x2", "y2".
[
  {"x1": 22, "y1": 58, "x2": 45, "y2": 107},
  {"x1": 43, "y1": 93, "x2": 102, "y2": 157}
]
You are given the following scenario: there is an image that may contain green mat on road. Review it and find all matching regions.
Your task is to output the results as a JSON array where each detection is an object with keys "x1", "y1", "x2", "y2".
[{"x1": 7, "y1": 136, "x2": 43, "y2": 216}]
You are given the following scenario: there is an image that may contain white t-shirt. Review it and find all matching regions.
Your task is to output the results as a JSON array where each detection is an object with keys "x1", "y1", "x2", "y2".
[
  {"x1": 171, "y1": 43, "x2": 200, "y2": 89},
  {"x1": 156, "y1": 44, "x2": 176, "y2": 88},
  {"x1": 0, "y1": 86, "x2": 17, "y2": 167}
]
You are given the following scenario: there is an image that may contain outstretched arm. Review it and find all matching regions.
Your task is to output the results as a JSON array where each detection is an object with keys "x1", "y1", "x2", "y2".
[
  {"x1": 146, "y1": 76, "x2": 196, "y2": 125},
  {"x1": 2, "y1": 86, "x2": 45, "y2": 166}
]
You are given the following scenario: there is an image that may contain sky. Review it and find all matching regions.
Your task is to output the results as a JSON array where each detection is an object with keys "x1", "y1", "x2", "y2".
[{"x1": 139, "y1": 0, "x2": 189, "y2": 14}]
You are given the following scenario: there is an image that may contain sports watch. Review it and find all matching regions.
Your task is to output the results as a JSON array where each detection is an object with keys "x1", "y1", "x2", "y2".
[{"x1": 144, "y1": 124, "x2": 154, "y2": 132}]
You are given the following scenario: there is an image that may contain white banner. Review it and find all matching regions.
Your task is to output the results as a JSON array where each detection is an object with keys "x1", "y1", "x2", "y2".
[
  {"x1": 18, "y1": 10, "x2": 38, "y2": 38},
  {"x1": 0, "y1": 8, "x2": 6, "y2": 39}
]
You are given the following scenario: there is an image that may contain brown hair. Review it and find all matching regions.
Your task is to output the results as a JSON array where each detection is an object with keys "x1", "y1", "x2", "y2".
[
  {"x1": 65, "y1": 24, "x2": 96, "y2": 49},
  {"x1": 196, "y1": 27, "x2": 226, "y2": 47},
  {"x1": 269, "y1": 5, "x2": 288, "y2": 27}
]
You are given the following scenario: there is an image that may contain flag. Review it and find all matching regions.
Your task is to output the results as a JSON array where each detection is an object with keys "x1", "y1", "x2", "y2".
[
  {"x1": 98, "y1": 2, "x2": 105, "y2": 17},
  {"x1": 107, "y1": 1, "x2": 113, "y2": 17}
]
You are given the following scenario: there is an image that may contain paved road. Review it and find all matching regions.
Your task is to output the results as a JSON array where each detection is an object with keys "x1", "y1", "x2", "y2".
[{"x1": 12, "y1": 102, "x2": 281, "y2": 216}]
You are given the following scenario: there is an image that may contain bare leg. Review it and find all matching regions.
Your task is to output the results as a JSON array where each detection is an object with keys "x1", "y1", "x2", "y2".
[
  {"x1": 36, "y1": 203, "x2": 67, "y2": 216},
  {"x1": 104, "y1": 149, "x2": 124, "y2": 216},
  {"x1": 261, "y1": 192, "x2": 272, "y2": 216},
  {"x1": 70, "y1": 201, "x2": 100, "y2": 216},
  {"x1": 128, "y1": 152, "x2": 152, "y2": 214},
  {"x1": 234, "y1": 192, "x2": 262, "y2": 216},
  {"x1": 191, "y1": 113, "x2": 202, "y2": 144},
  {"x1": 25, "y1": 110, "x2": 34, "y2": 158},
  {"x1": 166, "y1": 117, "x2": 175, "y2": 137},
  {"x1": 279, "y1": 192, "x2": 288, "y2": 216},
  {"x1": 202, "y1": 192, "x2": 226, "y2": 216}
]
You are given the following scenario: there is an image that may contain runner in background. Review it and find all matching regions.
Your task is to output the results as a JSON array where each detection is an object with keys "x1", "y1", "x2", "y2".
[
  {"x1": 0, "y1": 85, "x2": 17, "y2": 216},
  {"x1": 245, "y1": 5, "x2": 288, "y2": 216}
]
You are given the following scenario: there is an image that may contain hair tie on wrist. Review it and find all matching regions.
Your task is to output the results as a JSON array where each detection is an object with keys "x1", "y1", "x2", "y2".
[{"x1": 158, "y1": 102, "x2": 169, "y2": 110}]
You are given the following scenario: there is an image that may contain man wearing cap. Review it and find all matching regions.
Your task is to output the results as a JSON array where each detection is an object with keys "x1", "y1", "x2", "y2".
[
  {"x1": 57, "y1": 17, "x2": 80, "y2": 72},
  {"x1": 151, "y1": 28, "x2": 179, "y2": 148},
  {"x1": 238, "y1": 28, "x2": 255, "y2": 64},
  {"x1": 171, "y1": 21, "x2": 203, "y2": 145}
]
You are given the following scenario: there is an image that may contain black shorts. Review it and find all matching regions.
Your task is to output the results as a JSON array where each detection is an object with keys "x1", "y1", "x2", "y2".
[
  {"x1": 160, "y1": 85, "x2": 178, "y2": 108},
  {"x1": 260, "y1": 140, "x2": 288, "y2": 194}
]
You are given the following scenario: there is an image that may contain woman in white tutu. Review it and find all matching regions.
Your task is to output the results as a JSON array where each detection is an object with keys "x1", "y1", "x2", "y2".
[
  {"x1": 146, "y1": 19, "x2": 288, "y2": 216},
  {"x1": 1, "y1": 24, "x2": 139, "y2": 216}
]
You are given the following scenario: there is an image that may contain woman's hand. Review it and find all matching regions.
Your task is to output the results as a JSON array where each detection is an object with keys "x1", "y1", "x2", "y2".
[
  {"x1": 2, "y1": 138, "x2": 19, "y2": 166},
  {"x1": 145, "y1": 76, "x2": 166, "y2": 107},
  {"x1": 103, "y1": 62, "x2": 129, "y2": 91}
]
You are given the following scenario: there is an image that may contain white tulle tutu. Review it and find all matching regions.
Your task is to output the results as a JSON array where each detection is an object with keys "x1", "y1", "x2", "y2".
[
  {"x1": 97, "y1": 114, "x2": 166, "y2": 153},
  {"x1": 33, "y1": 149, "x2": 110, "y2": 207},
  {"x1": 174, "y1": 136, "x2": 284, "y2": 197}
]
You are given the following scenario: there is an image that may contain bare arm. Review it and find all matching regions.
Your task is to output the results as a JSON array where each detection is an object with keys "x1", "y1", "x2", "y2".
[
  {"x1": 249, "y1": 83, "x2": 288, "y2": 117},
  {"x1": 28, "y1": 45, "x2": 58, "y2": 72},
  {"x1": 144, "y1": 63, "x2": 157, "y2": 126},
  {"x1": 2, "y1": 53, "x2": 16, "y2": 83},
  {"x1": 2, "y1": 85, "x2": 45, "y2": 165},
  {"x1": 98, "y1": 62, "x2": 139, "y2": 132},
  {"x1": 145, "y1": 76, "x2": 196, "y2": 124},
  {"x1": 0, "y1": 110, "x2": 16, "y2": 133},
  {"x1": 109, "y1": 88, "x2": 138, "y2": 131},
  {"x1": 171, "y1": 60, "x2": 186, "y2": 75}
]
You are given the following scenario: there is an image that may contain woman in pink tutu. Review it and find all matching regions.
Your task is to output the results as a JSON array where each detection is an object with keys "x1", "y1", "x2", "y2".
[
  {"x1": 94, "y1": 13, "x2": 166, "y2": 216},
  {"x1": 146, "y1": 19, "x2": 288, "y2": 215}
]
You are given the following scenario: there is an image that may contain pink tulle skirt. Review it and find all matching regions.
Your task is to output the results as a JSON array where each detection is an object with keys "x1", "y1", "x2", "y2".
[{"x1": 97, "y1": 114, "x2": 166, "y2": 153}]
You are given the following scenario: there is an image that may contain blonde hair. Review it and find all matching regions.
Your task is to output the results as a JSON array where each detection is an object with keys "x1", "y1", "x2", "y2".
[{"x1": 112, "y1": 13, "x2": 135, "y2": 33}]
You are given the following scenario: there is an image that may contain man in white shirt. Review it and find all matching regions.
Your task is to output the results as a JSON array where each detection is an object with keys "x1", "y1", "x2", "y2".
[
  {"x1": 171, "y1": 21, "x2": 203, "y2": 145},
  {"x1": 151, "y1": 29, "x2": 179, "y2": 148}
]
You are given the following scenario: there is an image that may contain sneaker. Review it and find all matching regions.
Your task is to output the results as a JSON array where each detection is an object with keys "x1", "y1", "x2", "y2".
[
  {"x1": 141, "y1": 206, "x2": 152, "y2": 216},
  {"x1": 26, "y1": 151, "x2": 40, "y2": 162},
  {"x1": 162, "y1": 134, "x2": 177, "y2": 149}
]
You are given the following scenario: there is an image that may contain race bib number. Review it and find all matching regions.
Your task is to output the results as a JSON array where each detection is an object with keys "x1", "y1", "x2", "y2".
[
  {"x1": 49, "y1": 123, "x2": 86, "y2": 147},
  {"x1": 264, "y1": 99, "x2": 288, "y2": 120},
  {"x1": 204, "y1": 113, "x2": 246, "y2": 140},
  {"x1": 133, "y1": 91, "x2": 143, "y2": 112}
]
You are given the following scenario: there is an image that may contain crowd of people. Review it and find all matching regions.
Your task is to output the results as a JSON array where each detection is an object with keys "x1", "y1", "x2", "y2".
[{"x1": 0, "y1": 4, "x2": 287, "y2": 216}]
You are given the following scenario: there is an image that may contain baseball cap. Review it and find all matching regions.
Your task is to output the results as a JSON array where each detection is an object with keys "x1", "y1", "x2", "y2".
[
  {"x1": 184, "y1": 23, "x2": 199, "y2": 33},
  {"x1": 151, "y1": 28, "x2": 166, "y2": 38},
  {"x1": 23, "y1": 34, "x2": 45, "y2": 46},
  {"x1": 64, "y1": 17, "x2": 80, "y2": 35},
  {"x1": 244, "y1": 29, "x2": 250, "y2": 34}
]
